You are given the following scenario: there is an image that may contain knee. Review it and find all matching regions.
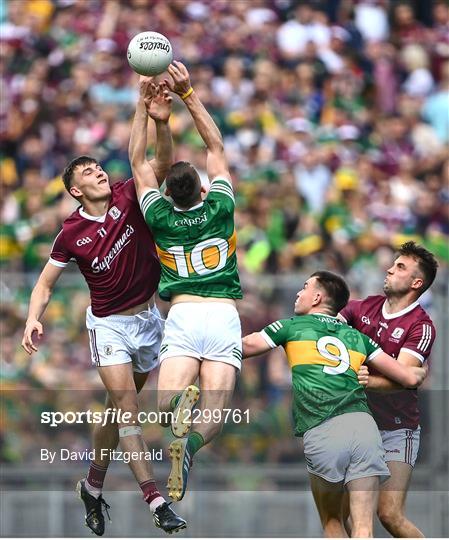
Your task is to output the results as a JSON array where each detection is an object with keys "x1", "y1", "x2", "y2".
[
  {"x1": 377, "y1": 505, "x2": 402, "y2": 529},
  {"x1": 322, "y1": 518, "x2": 345, "y2": 537},
  {"x1": 110, "y1": 391, "x2": 139, "y2": 417}
]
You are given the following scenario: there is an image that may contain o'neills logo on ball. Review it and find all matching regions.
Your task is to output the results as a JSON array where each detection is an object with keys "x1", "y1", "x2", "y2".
[
  {"x1": 139, "y1": 41, "x2": 170, "y2": 52},
  {"x1": 91, "y1": 224, "x2": 135, "y2": 273}
]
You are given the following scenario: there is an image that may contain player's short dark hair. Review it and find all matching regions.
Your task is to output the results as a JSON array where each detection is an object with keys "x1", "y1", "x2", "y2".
[
  {"x1": 397, "y1": 241, "x2": 438, "y2": 293},
  {"x1": 62, "y1": 156, "x2": 98, "y2": 194},
  {"x1": 166, "y1": 161, "x2": 202, "y2": 208},
  {"x1": 311, "y1": 270, "x2": 350, "y2": 315}
]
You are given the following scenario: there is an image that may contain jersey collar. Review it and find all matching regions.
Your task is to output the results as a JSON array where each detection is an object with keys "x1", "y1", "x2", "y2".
[
  {"x1": 381, "y1": 299, "x2": 420, "y2": 319},
  {"x1": 173, "y1": 202, "x2": 204, "y2": 212},
  {"x1": 79, "y1": 207, "x2": 107, "y2": 222}
]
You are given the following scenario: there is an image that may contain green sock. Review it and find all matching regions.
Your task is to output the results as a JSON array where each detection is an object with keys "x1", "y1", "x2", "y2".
[
  {"x1": 187, "y1": 432, "x2": 205, "y2": 456},
  {"x1": 170, "y1": 394, "x2": 181, "y2": 411}
]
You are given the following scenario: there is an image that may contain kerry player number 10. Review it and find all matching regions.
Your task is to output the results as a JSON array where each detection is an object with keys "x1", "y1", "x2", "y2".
[{"x1": 166, "y1": 237, "x2": 229, "y2": 277}]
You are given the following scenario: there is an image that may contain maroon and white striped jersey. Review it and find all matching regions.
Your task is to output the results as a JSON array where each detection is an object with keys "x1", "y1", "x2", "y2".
[
  {"x1": 340, "y1": 295, "x2": 435, "y2": 430},
  {"x1": 49, "y1": 179, "x2": 161, "y2": 317}
]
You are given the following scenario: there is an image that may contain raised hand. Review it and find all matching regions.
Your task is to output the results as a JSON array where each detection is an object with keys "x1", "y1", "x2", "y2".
[
  {"x1": 139, "y1": 75, "x2": 154, "y2": 100},
  {"x1": 165, "y1": 61, "x2": 191, "y2": 96},
  {"x1": 144, "y1": 82, "x2": 173, "y2": 123}
]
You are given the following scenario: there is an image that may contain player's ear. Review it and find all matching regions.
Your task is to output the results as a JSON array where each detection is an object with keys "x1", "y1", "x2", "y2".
[
  {"x1": 70, "y1": 185, "x2": 82, "y2": 198},
  {"x1": 312, "y1": 291, "x2": 321, "y2": 307},
  {"x1": 411, "y1": 276, "x2": 424, "y2": 291}
]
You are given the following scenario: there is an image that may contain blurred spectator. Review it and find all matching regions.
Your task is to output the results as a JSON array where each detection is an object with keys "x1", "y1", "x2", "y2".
[
  {"x1": 293, "y1": 145, "x2": 331, "y2": 213},
  {"x1": 391, "y1": 1, "x2": 427, "y2": 47},
  {"x1": 354, "y1": 0, "x2": 389, "y2": 43},
  {"x1": 422, "y1": 61, "x2": 449, "y2": 144},
  {"x1": 401, "y1": 44, "x2": 434, "y2": 97}
]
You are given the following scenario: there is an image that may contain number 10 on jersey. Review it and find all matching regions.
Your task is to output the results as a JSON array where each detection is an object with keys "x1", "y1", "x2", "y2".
[{"x1": 167, "y1": 238, "x2": 229, "y2": 277}]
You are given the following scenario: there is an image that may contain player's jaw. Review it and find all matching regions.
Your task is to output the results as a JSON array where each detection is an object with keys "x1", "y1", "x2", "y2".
[
  {"x1": 383, "y1": 276, "x2": 411, "y2": 297},
  {"x1": 383, "y1": 270, "x2": 415, "y2": 297}
]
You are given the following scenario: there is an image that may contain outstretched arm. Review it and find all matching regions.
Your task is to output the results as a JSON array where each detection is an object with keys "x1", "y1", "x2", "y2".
[
  {"x1": 147, "y1": 82, "x2": 173, "y2": 185},
  {"x1": 165, "y1": 61, "x2": 230, "y2": 181},
  {"x1": 242, "y1": 332, "x2": 272, "y2": 359},
  {"x1": 129, "y1": 79, "x2": 173, "y2": 199},
  {"x1": 22, "y1": 262, "x2": 64, "y2": 354}
]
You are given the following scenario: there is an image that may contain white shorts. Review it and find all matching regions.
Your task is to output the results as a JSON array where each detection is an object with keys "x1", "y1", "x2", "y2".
[
  {"x1": 159, "y1": 302, "x2": 242, "y2": 370},
  {"x1": 86, "y1": 305, "x2": 163, "y2": 373},
  {"x1": 303, "y1": 412, "x2": 390, "y2": 484},
  {"x1": 380, "y1": 427, "x2": 421, "y2": 467}
]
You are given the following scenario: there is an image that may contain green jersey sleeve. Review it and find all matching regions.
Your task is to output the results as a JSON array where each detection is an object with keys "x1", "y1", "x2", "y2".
[
  {"x1": 360, "y1": 333, "x2": 382, "y2": 362},
  {"x1": 139, "y1": 188, "x2": 172, "y2": 228},
  {"x1": 261, "y1": 319, "x2": 290, "y2": 348},
  {"x1": 207, "y1": 177, "x2": 235, "y2": 213}
]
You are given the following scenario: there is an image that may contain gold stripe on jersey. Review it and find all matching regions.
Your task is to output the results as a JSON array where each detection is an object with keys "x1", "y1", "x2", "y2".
[
  {"x1": 228, "y1": 229, "x2": 237, "y2": 257},
  {"x1": 285, "y1": 341, "x2": 366, "y2": 372},
  {"x1": 156, "y1": 246, "x2": 178, "y2": 272},
  {"x1": 156, "y1": 229, "x2": 237, "y2": 275}
]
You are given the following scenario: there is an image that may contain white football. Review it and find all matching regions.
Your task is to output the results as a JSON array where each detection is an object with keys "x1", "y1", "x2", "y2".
[{"x1": 127, "y1": 32, "x2": 173, "y2": 76}]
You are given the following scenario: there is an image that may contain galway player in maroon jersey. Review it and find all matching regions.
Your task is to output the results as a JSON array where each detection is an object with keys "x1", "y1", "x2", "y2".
[
  {"x1": 21, "y1": 89, "x2": 186, "y2": 536},
  {"x1": 340, "y1": 242, "x2": 438, "y2": 537}
]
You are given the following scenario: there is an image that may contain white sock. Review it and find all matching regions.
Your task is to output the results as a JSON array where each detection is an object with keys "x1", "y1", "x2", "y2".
[
  {"x1": 149, "y1": 496, "x2": 166, "y2": 512},
  {"x1": 85, "y1": 479, "x2": 102, "y2": 499}
]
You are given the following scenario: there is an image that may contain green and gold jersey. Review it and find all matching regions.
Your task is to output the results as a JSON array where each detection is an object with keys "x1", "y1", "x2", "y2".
[
  {"x1": 139, "y1": 177, "x2": 242, "y2": 301},
  {"x1": 261, "y1": 313, "x2": 381, "y2": 436}
]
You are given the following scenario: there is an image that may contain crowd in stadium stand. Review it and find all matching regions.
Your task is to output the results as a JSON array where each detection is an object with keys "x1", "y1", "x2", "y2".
[{"x1": 1, "y1": 0, "x2": 448, "y2": 468}]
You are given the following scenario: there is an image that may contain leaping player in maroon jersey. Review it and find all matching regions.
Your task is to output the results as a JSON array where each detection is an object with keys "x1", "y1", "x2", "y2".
[
  {"x1": 340, "y1": 242, "x2": 438, "y2": 537},
  {"x1": 20, "y1": 88, "x2": 186, "y2": 535}
]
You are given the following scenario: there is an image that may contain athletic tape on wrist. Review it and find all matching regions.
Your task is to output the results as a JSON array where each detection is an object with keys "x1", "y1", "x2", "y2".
[
  {"x1": 119, "y1": 426, "x2": 142, "y2": 437},
  {"x1": 180, "y1": 87, "x2": 193, "y2": 100}
]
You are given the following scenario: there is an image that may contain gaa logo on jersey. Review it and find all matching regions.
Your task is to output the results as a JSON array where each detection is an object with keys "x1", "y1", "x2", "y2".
[
  {"x1": 104, "y1": 345, "x2": 113, "y2": 355},
  {"x1": 108, "y1": 206, "x2": 122, "y2": 220},
  {"x1": 76, "y1": 236, "x2": 92, "y2": 246},
  {"x1": 392, "y1": 327, "x2": 404, "y2": 339}
]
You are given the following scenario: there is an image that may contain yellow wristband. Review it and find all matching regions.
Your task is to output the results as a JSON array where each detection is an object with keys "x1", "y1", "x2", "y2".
[{"x1": 180, "y1": 87, "x2": 193, "y2": 100}]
